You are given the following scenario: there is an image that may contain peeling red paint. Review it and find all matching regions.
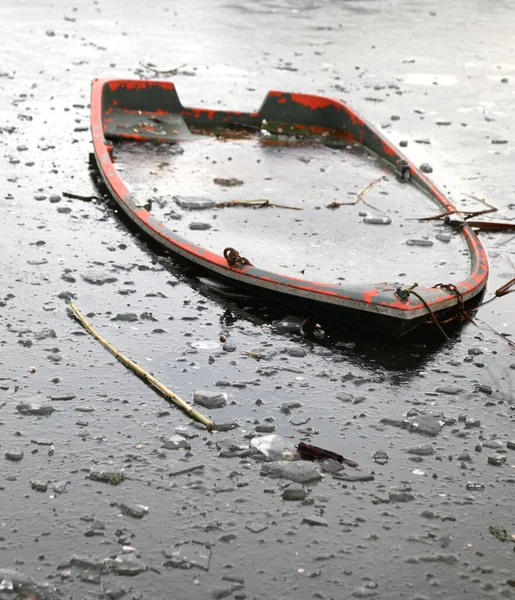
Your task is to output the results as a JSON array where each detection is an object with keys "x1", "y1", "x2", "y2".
[
  {"x1": 107, "y1": 80, "x2": 176, "y2": 93},
  {"x1": 271, "y1": 91, "x2": 342, "y2": 112}
]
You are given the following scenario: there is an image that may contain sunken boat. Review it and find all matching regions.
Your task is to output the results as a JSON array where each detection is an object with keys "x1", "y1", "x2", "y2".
[{"x1": 90, "y1": 79, "x2": 488, "y2": 337}]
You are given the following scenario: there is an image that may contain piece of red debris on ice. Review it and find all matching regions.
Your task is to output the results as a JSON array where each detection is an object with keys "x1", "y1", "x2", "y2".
[{"x1": 297, "y1": 441, "x2": 358, "y2": 468}]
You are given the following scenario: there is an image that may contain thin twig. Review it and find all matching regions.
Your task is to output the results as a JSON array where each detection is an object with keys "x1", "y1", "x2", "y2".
[
  {"x1": 476, "y1": 296, "x2": 498, "y2": 308},
  {"x1": 495, "y1": 276, "x2": 515, "y2": 298},
  {"x1": 63, "y1": 192, "x2": 97, "y2": 202},
  {"x1": 496, "y1": 234, "x2": 515, "y2": 248},
  {"x1": 139, "y1": 62, "x2": 186, "y2": 76},
  {"x1": 67, "y1": 301, "x2": 215, "y2": 431},
  {"x1": 413, "y1": 210, "x2": 456, "y2": 221},
  {"x1": 463, "y1": 194, "x2": 498, "y2": 212},
  {"x1": 475, "y1": 276, "x2": 515, "y2": 308},
  {"x1": 475, "y1": 316, "x2": 515, "y2": 350},
  {"x1": 463, "y1": 208, "x2": 497, "y2": 218},
  {"x1": 357, "y1": 177, "x2": 382, "y2": 202},
  {"x1": 415, "y1": 207, "x2": 496, "y2": 221},
  {"x1": 327, "y1": 177, "x2": 382, "y2": 211},
  {"x1": 216, "y1": 199, "x2": 302, "y2": 210}
]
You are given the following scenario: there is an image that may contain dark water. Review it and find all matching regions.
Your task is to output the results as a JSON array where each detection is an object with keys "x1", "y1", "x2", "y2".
[{"x1": 1, "y1": 1, "x2": 514, "y2": 599}]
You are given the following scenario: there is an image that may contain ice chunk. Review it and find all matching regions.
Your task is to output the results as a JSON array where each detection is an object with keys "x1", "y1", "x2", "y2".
[
  {"x1": 363, "y1": 215, "x2": 391, "y2": 225},
  {"x1": 251, "y1": 434, "x2": 300, "y2": 461},
  {"x1": 260, "y1": 460, "x2": 322, "y2": 483},
  {"x1": 174, "y1": 196, "x2": 215, "y2": 210}
]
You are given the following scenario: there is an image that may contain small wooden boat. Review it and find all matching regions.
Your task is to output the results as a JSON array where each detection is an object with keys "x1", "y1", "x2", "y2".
[{"x1": 90, "y1": 79, "x2": 488, "y2": 337}]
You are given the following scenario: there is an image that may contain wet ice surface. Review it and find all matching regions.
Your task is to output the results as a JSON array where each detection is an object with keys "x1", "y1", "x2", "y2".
[
  {"x1": 1, "y1": 0, "x2": 515, "y2": 599},
  {"x1": 115, "y1": 137, "x2": 471, "y2": 285}
]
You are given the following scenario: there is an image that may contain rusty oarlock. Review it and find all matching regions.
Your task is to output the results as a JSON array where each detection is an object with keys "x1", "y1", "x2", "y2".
[
  {"x1": 395, "y1": 159, "x2": 410, "y2": 182},
  {"x1": 223, "y1": 247, "x2": 253, "y2": 267}
]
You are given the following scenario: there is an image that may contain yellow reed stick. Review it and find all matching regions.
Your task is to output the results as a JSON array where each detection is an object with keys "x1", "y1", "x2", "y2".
[{"x1": 67, "y1": 301, "x2": 215, "y2": 431}]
